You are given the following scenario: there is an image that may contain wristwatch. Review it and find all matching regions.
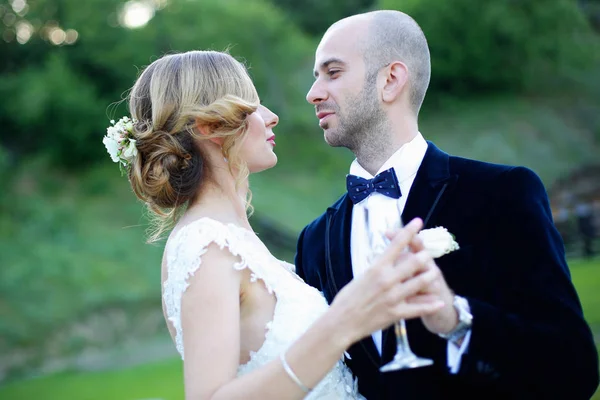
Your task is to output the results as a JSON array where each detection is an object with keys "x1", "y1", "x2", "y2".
[{"x1": 438, "y1": 295, "x2": 473, "y2": 343}]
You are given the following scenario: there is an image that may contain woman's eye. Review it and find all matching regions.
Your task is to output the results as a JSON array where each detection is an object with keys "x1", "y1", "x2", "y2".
[{"x1": 328, "y1": 70, "x2": 340, "y2": 77}]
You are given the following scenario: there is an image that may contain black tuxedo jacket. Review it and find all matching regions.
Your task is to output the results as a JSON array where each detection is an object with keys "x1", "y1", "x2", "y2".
[{"x1": 295, "y1": 142, "x2": 599, "y2": 400}]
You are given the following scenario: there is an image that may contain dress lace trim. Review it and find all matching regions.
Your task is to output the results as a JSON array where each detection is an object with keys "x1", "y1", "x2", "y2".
[
  {"x1": 162, "y1": 217, "x2": 365, "y2": 399},
  {"x1": 163, "y1": 218, "x2": 276, "y2": 359}
]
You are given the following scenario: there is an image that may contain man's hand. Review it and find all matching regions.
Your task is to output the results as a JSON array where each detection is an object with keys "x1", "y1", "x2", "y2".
[{"x1": 404, "y1": 234, "x2": 459, "y2": 335}]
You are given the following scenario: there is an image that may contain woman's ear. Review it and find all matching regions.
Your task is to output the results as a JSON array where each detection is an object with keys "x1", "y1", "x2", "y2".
[
  {"x1": 196, "y1": 120, "x2": 224, "y2": 146},
  {"x1": 381, "y1": 61, "x2": 408, "y2": 103}
]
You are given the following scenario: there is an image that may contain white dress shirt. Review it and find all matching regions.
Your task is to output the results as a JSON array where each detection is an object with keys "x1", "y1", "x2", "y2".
[{"x1": 349, "y1": 132, "x2": 470, "y2": 372}]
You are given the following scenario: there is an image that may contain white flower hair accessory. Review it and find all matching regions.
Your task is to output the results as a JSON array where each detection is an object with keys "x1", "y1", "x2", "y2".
[
  {"x1": 418, "y1": 227, "x2": 460, "y2": 258},
  {"x1": 103, "y1": 116, "x2": 138, "y2": 174}
]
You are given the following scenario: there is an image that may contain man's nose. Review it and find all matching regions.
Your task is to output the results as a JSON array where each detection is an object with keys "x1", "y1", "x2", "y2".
[{"x1": 306, "y1": 80, "x2": 327, "y2": 104}]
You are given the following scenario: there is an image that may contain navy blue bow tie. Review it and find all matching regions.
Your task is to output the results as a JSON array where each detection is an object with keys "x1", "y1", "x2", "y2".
[{"x1": 346, "y1": 168, "x2": 402, "y2": 204}]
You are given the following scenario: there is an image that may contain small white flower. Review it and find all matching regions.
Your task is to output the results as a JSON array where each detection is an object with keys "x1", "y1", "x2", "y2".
[
  {"x1": 122, "y1": 139, "x2": 138, "y2": 161},
  {"x1": 102, "y1": 116, "x2": 138, "y2": 173},
  {"x1": 418, "y1": 227, "x2": 459, "y2": 258},
  {"x1": 106, "y1": 126, "x2": 119, "y2": 140},
  {"x1": 102, "y1": 135, "x2": 120, "y2": 163}
]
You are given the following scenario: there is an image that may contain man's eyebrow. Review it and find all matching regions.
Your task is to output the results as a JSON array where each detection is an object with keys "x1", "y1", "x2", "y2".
[{"x1": 313, "y1": 58, "x2": 346, "y2": 78}]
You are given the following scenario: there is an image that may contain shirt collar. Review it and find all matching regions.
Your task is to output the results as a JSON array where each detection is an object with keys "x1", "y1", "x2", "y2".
[{"x1": 349, "y1": 132, "x2": 428, "y2": 183}]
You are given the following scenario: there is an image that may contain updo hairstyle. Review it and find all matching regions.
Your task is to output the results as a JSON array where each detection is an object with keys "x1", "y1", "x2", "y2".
[{"x1": 127, "y1": 50, "x2": 259, "y2": 241}]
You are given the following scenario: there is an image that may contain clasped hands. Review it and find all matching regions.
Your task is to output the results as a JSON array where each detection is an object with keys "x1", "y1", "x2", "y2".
[
  {"x1": 330, "y1": 218, "x2": 460, "y2": 346},
  {"x1": 385, "y1": 218, "x2": 459, "y2": 335}
]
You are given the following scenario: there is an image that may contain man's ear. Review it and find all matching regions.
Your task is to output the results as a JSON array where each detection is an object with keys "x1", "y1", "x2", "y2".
[
  {"x1": 196, "y1": 120, "x2": 225, "y2": 146},
  {"x1": 381, "y1": 61, "x2": 408, "y2": 103}
]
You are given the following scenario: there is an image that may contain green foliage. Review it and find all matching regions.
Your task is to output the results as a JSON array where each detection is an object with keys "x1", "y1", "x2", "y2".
[
  {"x1": 274, "y1": 0, "x2": 375, "y2": 35},
  {"x1": 580, "y1": 0, "x2": 600, "y2": 32},
  {"x1": 0, "y1": 162, "x2": 164, "y2": 354},
  {"x1": 1, "y1": 53, "x2": 106, "y2": 166},
  {"x1": 2, "y1": 0, "x2": 599, "y2": 170},
  {"x1": 380, "y1": 0, "x2": 600, "y2": 95},
  {"x1": 0, "y1": 0, "x2": 319, "y2": 169}
]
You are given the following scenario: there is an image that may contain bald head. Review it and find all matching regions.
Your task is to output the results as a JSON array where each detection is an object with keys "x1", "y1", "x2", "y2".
[{"x1": 326, "y1": 10, "x2": 431, "y2": 114}]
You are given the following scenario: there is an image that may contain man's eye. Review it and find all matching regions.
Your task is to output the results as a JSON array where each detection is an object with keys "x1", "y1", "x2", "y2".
[{"x1": 328, "y1": 70, "x2": 340, "y2": 77}]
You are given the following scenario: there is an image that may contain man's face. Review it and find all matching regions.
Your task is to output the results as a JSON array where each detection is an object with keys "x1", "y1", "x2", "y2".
[{"x1": 306, "y1": 23, "x2": 382, "y2": 150}]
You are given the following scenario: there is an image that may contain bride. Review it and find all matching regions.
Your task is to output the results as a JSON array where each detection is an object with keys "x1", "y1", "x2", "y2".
[{"x1": 104, "y1": 50, "x2": 444, "y2": 399}]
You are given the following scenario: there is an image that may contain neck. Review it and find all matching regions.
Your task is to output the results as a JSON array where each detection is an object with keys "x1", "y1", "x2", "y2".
[
  {"x1": 354, "y1": 111, "x2": 419, "y2": 175},
  {"x1": 185, "y1": 161, "x2": 251, "y2": 230}
]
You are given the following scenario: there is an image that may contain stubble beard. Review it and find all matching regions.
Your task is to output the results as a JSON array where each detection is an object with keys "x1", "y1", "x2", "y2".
[{"x1": 325, "y1": 79, "x2": 391, "y2": 166}]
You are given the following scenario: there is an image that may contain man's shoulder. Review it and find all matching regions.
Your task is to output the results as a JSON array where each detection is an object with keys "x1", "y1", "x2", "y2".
[
  {"x1": 448, "y1": 154, "x2": 512, "y2": 178},
  {"x1": 447, "y1": 153, "x2": 540, "y2": 185},
  {"x1": 446, "y1": 152, "x2": 546, "y2": 198}
]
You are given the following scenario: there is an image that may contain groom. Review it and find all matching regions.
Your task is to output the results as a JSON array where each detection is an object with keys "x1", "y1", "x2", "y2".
[{"x1": 295, "y1": 10, "x2": 599, "y2": 400}]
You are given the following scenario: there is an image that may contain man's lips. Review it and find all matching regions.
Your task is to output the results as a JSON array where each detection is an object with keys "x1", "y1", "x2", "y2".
[
  {"x1": 267, "y1": 135, "x2": 276, "y2": 146},
  {"x1": 317, "y1": 111, "x2": 334, "y2": 127},
  {"x1": 316, "y1": 111, "x2": 334, "y2": 120}
]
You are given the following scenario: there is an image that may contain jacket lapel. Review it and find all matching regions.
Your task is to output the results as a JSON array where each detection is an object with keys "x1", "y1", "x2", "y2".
[
  {"x1": 401, "y1": 141, "x2": 457, "y2": 228},
  {"x1": 325, "y1": 195, "x2": 354, "y2": 297},
  {"x1": 382, "y1": 141, "x2": 458, "y2": 354},
  {"x1": 326, "y1": 194, "x2": 382, "y2": 367}
]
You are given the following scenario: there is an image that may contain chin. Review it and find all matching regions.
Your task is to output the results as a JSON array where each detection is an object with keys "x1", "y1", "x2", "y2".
[
  {"x1": 248, "y1": 154, "x2": 278, "y2": 173},
  {"x1": 324, "y1": 129, "x2": 344, "y2": 148}
]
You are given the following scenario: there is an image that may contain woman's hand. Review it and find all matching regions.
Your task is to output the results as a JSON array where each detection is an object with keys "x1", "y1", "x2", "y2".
[{"x1": 329, "y1": 218, "x2": 446, "y2": 347}]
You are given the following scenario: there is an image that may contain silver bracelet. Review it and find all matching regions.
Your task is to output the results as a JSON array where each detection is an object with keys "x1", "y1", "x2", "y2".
[{"x1": 279, "y1": 352, "x2": 312, "y2": 394}]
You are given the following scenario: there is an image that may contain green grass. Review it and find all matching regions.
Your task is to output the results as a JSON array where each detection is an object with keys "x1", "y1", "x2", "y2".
[
  {"x1": 566, "y1": 258, "x2": 600, "y2": 400},
  {"x1": 418, "y1": 96, "x2": 600, "y2": 185},
  {"x1": 0, "y1": 358, "x2": 184, "y2": 400},
  {"x1": 250, "y1": 165, "x2": 349, "y2": 233},
  {"x1": 1, "y1": 258, "x2": 598, "y2": 400},
  {"x1": 0, "y1": 162, "x2": 165, "y2": 353},
  {"x1": 571, "y1": 258, "x2": 600, "y2": 330}
]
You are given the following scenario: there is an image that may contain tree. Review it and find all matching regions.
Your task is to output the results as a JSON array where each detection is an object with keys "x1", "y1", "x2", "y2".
[
  {"x1": 380, "y1": 0, "x2": 600, "y2": 95},
  {"x1": 0, "y1": 0, "x2": 319, "y2": 168},
  {"x1": 275, "y1": 0, "x2": 375, "y2": 36}
]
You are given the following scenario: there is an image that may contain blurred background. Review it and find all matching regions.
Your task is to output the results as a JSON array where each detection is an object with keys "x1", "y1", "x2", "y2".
[{"x1": 1, "y1": 0, "x2": 599, "y2": 398}]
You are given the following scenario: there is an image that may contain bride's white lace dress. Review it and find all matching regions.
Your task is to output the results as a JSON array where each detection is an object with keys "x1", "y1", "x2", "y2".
[{"x1": 162, "y1": 217, "x2": 365, "y2": 399}]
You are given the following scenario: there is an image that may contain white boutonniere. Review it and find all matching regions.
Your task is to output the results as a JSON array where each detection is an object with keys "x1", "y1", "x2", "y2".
[{"x1": 418, "y1": 227, "x2": 459, "y2": 258}]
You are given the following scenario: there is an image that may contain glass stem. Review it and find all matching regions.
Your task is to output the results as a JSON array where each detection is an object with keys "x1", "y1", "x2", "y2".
[{"x1": 394, "y1": 319, "x2": 414, "y2": 358}]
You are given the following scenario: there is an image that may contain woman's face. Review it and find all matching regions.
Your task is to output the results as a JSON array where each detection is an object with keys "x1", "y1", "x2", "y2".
[{"x1": 239, "y1": 104, "x2": 279, "y2": 173}]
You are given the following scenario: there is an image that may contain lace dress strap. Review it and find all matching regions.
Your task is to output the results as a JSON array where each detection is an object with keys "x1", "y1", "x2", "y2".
[{"x1": 162, "y1": 217, "x2": 271, "y2": 359}]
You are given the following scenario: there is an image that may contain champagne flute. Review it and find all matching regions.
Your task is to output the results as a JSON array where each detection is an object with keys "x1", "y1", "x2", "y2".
[{"x1": 364, "y1": 204, "x2": 434, "y2": 372}]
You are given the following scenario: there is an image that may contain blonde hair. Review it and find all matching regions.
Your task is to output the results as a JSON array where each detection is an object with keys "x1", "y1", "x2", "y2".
[{"x1": 127, "y1": 50, "x2": 259, "y2": 242}]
